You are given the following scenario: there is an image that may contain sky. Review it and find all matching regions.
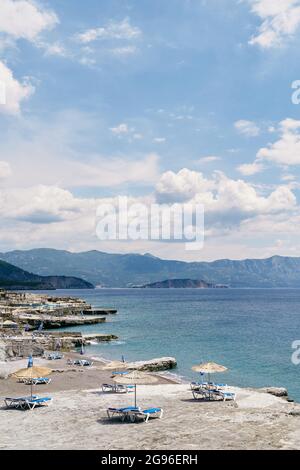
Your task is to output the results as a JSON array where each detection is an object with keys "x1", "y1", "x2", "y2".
[{"x1": 1, "y1": 0, "x2": 300, "y2": 261}]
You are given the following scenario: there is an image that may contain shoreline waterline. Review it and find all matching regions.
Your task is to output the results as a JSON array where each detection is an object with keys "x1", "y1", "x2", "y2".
[{"x1": 19, "y1": 287, "x2": 300, "y2": 402}]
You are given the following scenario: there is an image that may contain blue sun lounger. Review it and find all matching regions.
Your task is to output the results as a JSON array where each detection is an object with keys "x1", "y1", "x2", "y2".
[
  {"x1": 107, "y1": 406, "x2": 140, "y2": 421},
  {"x1": 22, "y1": 396, "x2": 53, "y2": 410},
  {"x1": 128, "y1": 407, "x2": 164, "y2": 423},
  {"x1": 25, "y1": 377, "x2": 51, "y2": 385},
  {"x1": 216, "y1": 390, "x2": 236, "y2": 401},
  {"x1": 111, "y1": 371, "x2": 130, "y2": 376},
  {"x1": 4, "y1": 396, "x2": 38, "y2": 409},
  {"x1": 192, "y1": 387, "x2": 236, "y2": 401}
]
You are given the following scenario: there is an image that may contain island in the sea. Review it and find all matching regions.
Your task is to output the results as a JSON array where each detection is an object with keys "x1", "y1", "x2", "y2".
[{"x1": 139, "y1": 278, "x2": 229, "y2": 288}]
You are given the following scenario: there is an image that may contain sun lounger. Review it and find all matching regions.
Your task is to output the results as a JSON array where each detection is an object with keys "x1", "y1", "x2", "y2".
[
  {"x1": 111, "y1": 371, "x2": 129, "y2": 376},
  {"x1": 25, "y1": 377, "x2": 51, "y2": 385},
  {"x1": 4, "y1": 396, "x2": 38, "y2": 409},
  {"x1": 73, "y1": 359, "x2": 93, "y2": 366},
  {"x1": 192, "y1": 388, "x2": 211, "y2": 400},
  {"x1": 215, "y1": 390, "x2": 236, "y2": 401},
  {"x1": 190, "y1": 382, "x2": 227, "y2": 390},
  {"x1": 47, "y1": 353, "x2": 63, "y2": 360},
  {"x1": 102, "y1": 384, "x2": 135, "y2": 393},
  {"x1": 128, "y1": 407, "x2": 163, "y2": 423},
  {"x1": 17, "y1": 377, "x2": 28, "y2": 384},
  {"x1": 192, "y1": 387, "x2": 236, "y2": 401},
  {"x1": 82, "y1": 360, "x2": 93, "y2": 366},
  {"x1": 22, "y1": 396, "x2": 53, "y2": 410},
  {"x1": 107, "y1": 406, "x2": 140, "y2": 421}
]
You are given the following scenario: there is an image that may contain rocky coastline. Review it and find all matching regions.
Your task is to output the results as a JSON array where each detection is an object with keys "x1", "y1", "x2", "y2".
[
  {"x1": 0, "y1": 289, "x2": 119, "y2": 361},
  {"x1": 0, "y1": 289, "x2": 177, "y2": 374}
]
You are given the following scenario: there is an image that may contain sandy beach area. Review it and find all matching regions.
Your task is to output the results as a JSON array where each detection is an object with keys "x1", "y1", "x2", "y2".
[{"x1": 1, "y1": 354, "x2": 300, "y2": 450}]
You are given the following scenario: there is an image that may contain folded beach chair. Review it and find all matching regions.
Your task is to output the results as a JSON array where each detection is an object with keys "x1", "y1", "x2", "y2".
[
  {"x1": 107, "y1": 406, "x2": 140, "y2": 421},
  {"x1": 4, "y1": 396, "x2": 38, "y2": 409},
  {"x1": 128, "y1": 407, "x2": 164, "y2": 423}
]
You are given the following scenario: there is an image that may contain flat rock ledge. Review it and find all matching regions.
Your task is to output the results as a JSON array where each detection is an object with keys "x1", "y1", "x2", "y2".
[
  {"x1": 14, "y1": 314, "x2": 106, "y2": 329},
  {"x1": 127, "y1": 357, "x2": 177, "y2": 372},
  {"x1": 259, "y1": 387, "x2": 288, "y2": 398}
]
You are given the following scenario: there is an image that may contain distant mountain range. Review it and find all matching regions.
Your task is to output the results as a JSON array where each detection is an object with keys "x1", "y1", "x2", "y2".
[
  {"x1": 0, "y1": 248, "x2": 300, "y2": 288},
  {"x1": 0, "y1": 259, "x2": 94, "y2": 290},
  {"x1": 140, "y1": 279, "x2": 228, "y2": 288}
]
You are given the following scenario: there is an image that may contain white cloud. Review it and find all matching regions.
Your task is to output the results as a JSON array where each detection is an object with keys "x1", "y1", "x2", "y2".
[
  {"x1": 0, "y1": 2, "x2": 58, "y2": 113},
  {"x1": 0, "y1": 167, "x2": 298, "y2": 260},
  {"x1": 156, "y1": 168, "x2": 215, "y2": 203},
  {"x1": 79, "y1": 56, "x2": 96, "y2": 67},
  {"x1": 132, "y1": 133, "x2": 143, "y2": 140},
  {"x1": 0, "y1": 0, "x2": 58, "y2": 43},
  {"x1": 0, "y1": 60, "x2": 34, "y2": 114},
  {"x1": 0, "y1": 185, "x2": 86, "y2": 223},
  {"x1": 237, "y1": 161, "x2": 265, "y2": 175},
  {"x1": 153, "y1": 137, "x2": 166, "y2": 143},
  {"x1": 247, "y1": 0, "x2": 300, "y2": 48},
  {"x1": 0, "y1": 161, "x2": 11, "y2": 179},
  {"x1": 281, "y1": 173, "x2": 296, "y2": 181},
  {"x1": 59, "y1": 154, "x2": 160, "y2": 187},
  {"x1": 234, "y1": 119, "x2": 260, "y2": 137},
  {"x1": 257, "y1": 118, "x2": 300, "y2": 166},
  {"x1": 155, "y1": 168, "x2": 296, "y2": 218},
  {"x1": 37, "y1": 41, "x2": 67, "y2": 57},
  {"x1": 77, "y1": 18, "x2": 141, "y2": 44},
  {"x1": 110, "y1": 123, "x2": 130, "y2": 135},
  {"x1": 1, "y1": 110, "x2": 159, "y2": 187},
  {"x1": 110, "y1": 46, "x2": 138, "y2": 56},
  {"x1": 110, "y1": 123, "x2": 143, "y2": 140},
  {"x1": 198, "y1": 156, "x2": 221, "y2": 163}
]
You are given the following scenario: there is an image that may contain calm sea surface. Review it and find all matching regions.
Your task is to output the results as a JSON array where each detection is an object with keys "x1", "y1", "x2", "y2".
[{"x1": 35, "y1": 288, "x2": 300, "y2": 401}]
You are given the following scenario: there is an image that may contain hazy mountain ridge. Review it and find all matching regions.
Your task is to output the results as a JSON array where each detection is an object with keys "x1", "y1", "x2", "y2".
[{"x1": 1, "y1": 248, "x2": 300, "y2": 288}]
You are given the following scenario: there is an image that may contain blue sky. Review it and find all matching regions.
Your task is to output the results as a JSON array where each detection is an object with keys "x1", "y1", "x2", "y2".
[{"x1": 1, "y1": 0, "x2": 300, "y2": 260}]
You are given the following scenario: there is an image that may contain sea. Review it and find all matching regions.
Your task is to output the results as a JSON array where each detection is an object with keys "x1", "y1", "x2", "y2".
[{"x1": 34, "y1": 288, "x2": 300, "y2": 402}]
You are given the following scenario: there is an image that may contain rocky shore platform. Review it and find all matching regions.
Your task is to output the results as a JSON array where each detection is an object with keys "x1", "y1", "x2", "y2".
[{"x1": 0, "y1": 289, "x2": 120, "y2": 361}]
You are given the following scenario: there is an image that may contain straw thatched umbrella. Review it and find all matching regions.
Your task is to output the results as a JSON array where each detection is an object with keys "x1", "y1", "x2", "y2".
[
  {"x1": 12, "y1": 366, "x2": 52, "y2": 399},
  {"x1": 113, "y1": 370, "x2": 158, "y2": 408},
  {"x1": 191, "y1": 362, "x2": 228, "y2": 400}
]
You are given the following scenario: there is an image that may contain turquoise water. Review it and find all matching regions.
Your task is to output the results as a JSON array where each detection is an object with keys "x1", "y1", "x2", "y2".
[{"x1": 38, "y1": 288, "x2": 300, "y2": 401}]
